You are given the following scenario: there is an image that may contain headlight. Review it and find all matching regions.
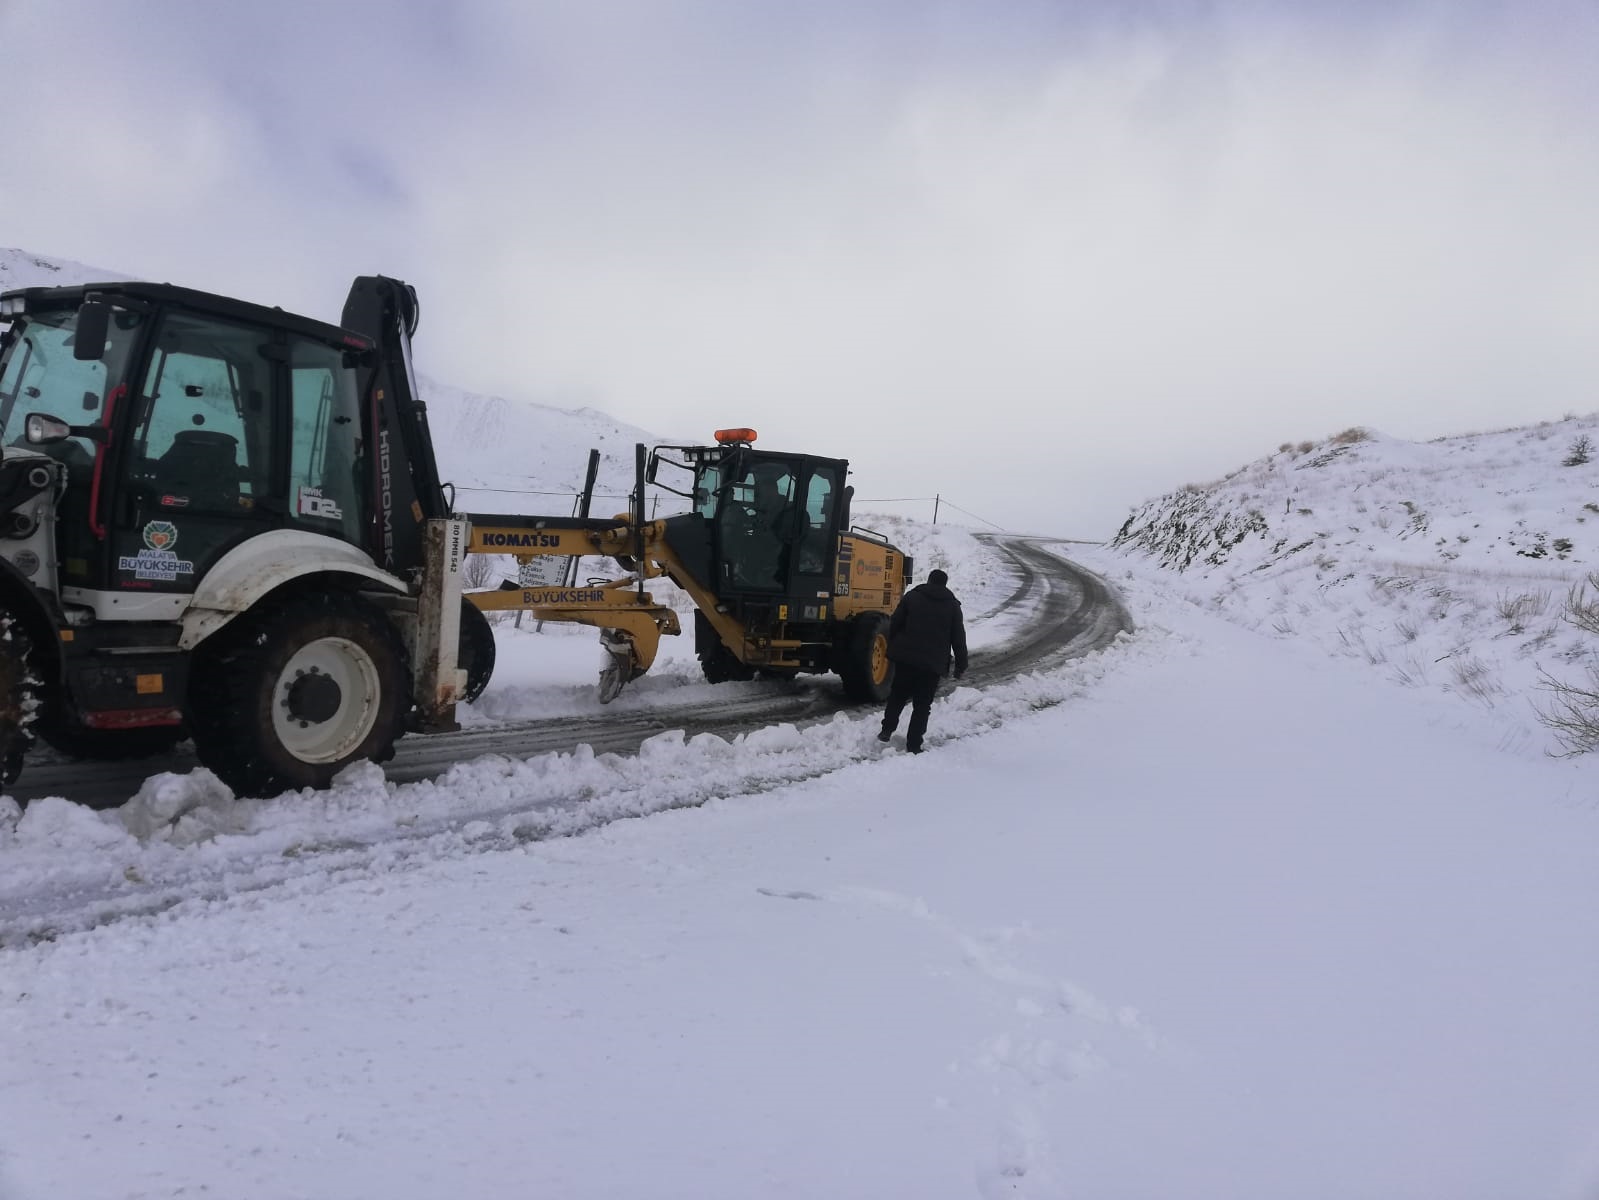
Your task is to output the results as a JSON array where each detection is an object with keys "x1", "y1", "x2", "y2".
[{"x1": 0, "y1": 295, "x2": 26, "y2": 317}]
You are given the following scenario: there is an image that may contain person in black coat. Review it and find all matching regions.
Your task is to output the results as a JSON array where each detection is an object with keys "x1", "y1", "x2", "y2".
[{"x1": 878, "y1": 568, "x2": 969, "y2": 753}]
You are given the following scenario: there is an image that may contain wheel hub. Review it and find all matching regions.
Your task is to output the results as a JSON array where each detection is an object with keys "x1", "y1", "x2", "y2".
[
  {"x1": 284, "y1": 668, "x2": 342, "y2": 725},
  {"x1": 271, "y1": 635, "x2": 382, "y2": 763}
]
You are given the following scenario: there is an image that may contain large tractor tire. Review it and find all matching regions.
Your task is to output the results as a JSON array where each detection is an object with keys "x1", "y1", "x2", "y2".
[
  {"x1": 0, "y1": 612, "x2": 39, "y2": 786},
  {"x1": 459, "y1": 598, "x2": 496, "y2": 703},
  {"x1": 837, "y1": 612, "x2": 894, "y2": 703},
  {"x1": 188, "y1": 591, "x2": 409, "y2": 798}
]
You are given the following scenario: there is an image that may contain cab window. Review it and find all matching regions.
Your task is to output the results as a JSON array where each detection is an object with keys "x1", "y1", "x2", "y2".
[
  {"x1": 131, "y1": 311, "x2": 272, "y2": 513},
  {"x1": 798, "y1": 467, "x2": 837, "y2": 574},
  {"x1": 694, "y1": 463, "x2": 722, "y2": 519},
  {"x1": 288, "y1": 337, "x2": 363, "y2": 543},
  {"x1": 0, "y1": 305, "x2": 146, "y2": 461}
]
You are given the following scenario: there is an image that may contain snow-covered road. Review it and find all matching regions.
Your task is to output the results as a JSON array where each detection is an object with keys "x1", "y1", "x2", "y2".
[{"x1": 4, "y1": 538, "x2": 1597, "y2": 1199}]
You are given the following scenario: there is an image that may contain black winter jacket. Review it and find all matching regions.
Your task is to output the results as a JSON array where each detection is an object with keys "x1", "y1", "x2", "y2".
[{"x1": 886, "y1": 581, "x2": 968, "y2": 676}]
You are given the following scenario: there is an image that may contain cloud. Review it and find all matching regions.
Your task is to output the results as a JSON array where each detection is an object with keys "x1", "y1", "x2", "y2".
[{"x1": 4, "y1": 0, "x2": 1596, "y2": 533}]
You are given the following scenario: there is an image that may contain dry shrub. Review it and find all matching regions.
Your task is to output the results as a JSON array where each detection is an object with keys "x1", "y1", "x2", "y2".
[
  {"x1": 1563, "y1": 575, "x2": 1599, "y2": 638},
  {"x1": 1449, "y1": 656, "x2": 1502, "y2": 704},
  {"x1": 1539, "y1": 670, "x2": 1599, "y2": 755}
]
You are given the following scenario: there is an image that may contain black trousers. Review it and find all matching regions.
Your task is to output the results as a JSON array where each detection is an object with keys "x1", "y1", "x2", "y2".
[{"x1": 881, "y1": 663, "x2": 942, "y2": 751}]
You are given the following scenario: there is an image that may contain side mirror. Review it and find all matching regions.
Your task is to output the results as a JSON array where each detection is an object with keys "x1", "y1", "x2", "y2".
[
  {"x1": 73, "y1": 300, "x2": 111, "y2": 362},
  {"x1": 644, "y1": 453, "x2": 660, "y2": 485},
  {"x1": 25, "y1": 411, "x2": 108, "y2": 445},
  {"x1": 24, "y1": 413, "x2": 72, "y2": 444}
]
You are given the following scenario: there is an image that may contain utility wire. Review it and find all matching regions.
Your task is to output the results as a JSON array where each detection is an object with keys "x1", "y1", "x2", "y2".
[
  {"x1": 934, "y1": 499, "x2": 1008, "y2": 532},
  {"x1": 856, "y1": 495, "x2": 1009, "y2": 532}
]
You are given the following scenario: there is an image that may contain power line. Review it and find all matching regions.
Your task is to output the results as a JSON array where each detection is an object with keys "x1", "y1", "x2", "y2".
[
  {"x1": 856, "y1": 494, "x2": 1008, "y2": 531},
  {"x1": 935, "y1": 498, "x2": 1008, "y2": 532}
]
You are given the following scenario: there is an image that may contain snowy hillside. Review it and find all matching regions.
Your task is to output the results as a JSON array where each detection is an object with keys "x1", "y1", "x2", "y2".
[
  {"x1": 420, "y1": 372, "x2": 682, "y2": 516},
  {"x1": 1110, "y1": 420, "x2": 1599, "y2": 755}
]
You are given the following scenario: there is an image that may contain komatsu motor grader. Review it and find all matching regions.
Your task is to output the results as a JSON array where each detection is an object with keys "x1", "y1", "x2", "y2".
[{"x1": 0, "y1": 275, "x2": 909, "y2": 797}]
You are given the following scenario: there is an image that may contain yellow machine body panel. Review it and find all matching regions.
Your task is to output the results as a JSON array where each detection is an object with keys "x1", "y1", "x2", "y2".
[{"x1": 831, "y1": 533, "x2": 906, "y2": 621}]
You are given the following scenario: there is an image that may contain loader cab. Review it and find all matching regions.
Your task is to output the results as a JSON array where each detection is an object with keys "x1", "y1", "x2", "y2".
[
  {"x1": 0, "y1": 283, "x2": 380, "y2": 610},
  {"x1": 653, "y1": 434, "x2": 848, "y2": 606}
]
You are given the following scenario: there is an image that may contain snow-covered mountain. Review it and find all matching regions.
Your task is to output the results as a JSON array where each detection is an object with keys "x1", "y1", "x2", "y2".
[
  {"x1": 1109, "y1": 419, "x2": 1599, "y2": 754},
  {"x1": 421, "y1": 372, "x2": 677, "y2": 516},
  {"x1": 0, "y1": 247, "x2": 132, "y2": 290}
]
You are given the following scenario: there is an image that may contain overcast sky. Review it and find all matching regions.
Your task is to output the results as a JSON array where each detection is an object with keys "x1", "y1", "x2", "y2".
[{"x1": 4, "y1": 0, "x2": 1596, "y2": 536}]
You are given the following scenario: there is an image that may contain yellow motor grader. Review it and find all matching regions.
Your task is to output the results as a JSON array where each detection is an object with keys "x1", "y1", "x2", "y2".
[{"x1": 466, "y1": 430, "x2": 911, "y2": 703}]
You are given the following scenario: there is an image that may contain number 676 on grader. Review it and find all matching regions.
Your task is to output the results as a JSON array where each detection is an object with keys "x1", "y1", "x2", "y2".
[{"x1": 0, "y1": 274, "x2": 910, "y2": 798}]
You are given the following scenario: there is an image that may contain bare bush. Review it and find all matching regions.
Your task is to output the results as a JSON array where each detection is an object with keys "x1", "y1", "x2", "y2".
[
  {"x1": 1538, "y1": 669, "x2": 1599, "y2": 754},
  {"x1": 1562, "y1": 435, "x2": 1593, "y2": 467},
  {"x1": 1390, "y1": 650, "x2": 1431, "y2": 688},
  {"x1": 1336, "y1": 625, "x2": 1387, "y2": 665},
  {"x1": 1523, "y1": 621, "x2": 1561, "y2": 653},
  {"x1": 1369, "y1": 574, "x2": 1417, "y2": 596},
  {"x1": 1495, "y1": 591, "x2": 1543, "y2": 630},
  {"x1": 1330, "y1": 426, "x2": 1372, "y2": 445},
  {"x1": 1448, "y1": 656, "x2": 1502, "y2": 705},
  {"x1": 462, "y1": 552, "x2": 499, "y2": 590},
  {"x1": 1558, "y1": 575, "x2": 1599, "y2": 638}
]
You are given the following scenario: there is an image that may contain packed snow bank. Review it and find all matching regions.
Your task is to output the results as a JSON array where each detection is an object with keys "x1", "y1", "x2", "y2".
[{"x1": 1109, "y1": 419, "x2": 1599, "y2": 755}]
